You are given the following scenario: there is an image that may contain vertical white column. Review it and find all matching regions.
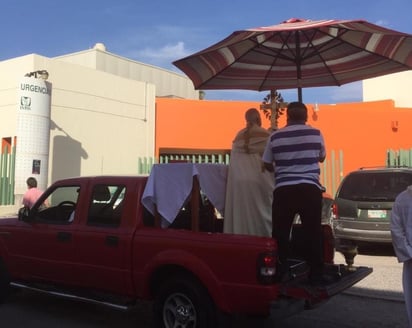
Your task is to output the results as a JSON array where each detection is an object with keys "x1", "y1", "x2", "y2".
[{"x1": 15, "y1": 76, "x2": 52, "y2": 197}]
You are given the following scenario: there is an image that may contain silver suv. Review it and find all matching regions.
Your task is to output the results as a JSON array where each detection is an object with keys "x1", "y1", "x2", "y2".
[{"x1": 332, "y1": 167, "x2": 412, "y2": 247}]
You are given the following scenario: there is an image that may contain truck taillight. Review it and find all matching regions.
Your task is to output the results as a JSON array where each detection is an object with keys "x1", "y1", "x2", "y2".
[
  {"x1": 332, "y1": 203, "x2": 338, "y2": 220},
  {"x1": 257, "y1": 252, "x2": 276, "y2": 284}
]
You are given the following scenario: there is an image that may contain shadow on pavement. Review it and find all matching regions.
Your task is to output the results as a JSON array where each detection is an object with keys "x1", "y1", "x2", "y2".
[{"x1": 356, "y1": 243, "x2": 396, "y2": 257}]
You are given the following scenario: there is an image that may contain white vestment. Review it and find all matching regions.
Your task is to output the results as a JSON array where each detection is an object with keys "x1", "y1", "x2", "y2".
[{"x1": 224, "y1": 125, "x2": 274, "y2": 237}]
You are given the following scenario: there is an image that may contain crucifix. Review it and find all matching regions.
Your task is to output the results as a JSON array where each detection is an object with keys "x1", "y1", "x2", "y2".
[{"x1": 260, "y1": 89, "x2": 288, "y2": 131}]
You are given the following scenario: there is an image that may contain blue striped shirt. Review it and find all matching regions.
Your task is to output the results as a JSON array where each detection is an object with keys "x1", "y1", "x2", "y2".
[{"x1": 262, "y1": 123, "x2": 326, "y2": 190}]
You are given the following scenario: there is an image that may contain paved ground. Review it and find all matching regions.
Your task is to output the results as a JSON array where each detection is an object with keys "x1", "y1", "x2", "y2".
[{"x1": 334, "y1": 245, "x2": 404, "y2": 302}]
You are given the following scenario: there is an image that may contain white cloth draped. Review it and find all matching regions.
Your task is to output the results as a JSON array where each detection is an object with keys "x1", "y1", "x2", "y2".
[{"x1": 141, "y1": 163, "x2": 227, "y2": 225}]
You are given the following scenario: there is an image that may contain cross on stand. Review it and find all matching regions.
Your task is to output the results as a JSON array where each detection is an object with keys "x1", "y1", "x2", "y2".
[{"x1": 260, "y1": 89, "x2": 288, "y2": 132}]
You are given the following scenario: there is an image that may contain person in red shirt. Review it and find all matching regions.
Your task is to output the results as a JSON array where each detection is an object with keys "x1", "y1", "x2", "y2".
[{"x1": 22, "y1": 177, "x2": 44, "y2": 209}]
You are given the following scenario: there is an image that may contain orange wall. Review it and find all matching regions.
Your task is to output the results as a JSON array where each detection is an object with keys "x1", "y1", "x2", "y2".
[
  {"x1": 156, "y1": 98, "x2": 412, "y2": 177},
  {"x1": 155, "y1": 99, "x2": 260, "y2": 150}
]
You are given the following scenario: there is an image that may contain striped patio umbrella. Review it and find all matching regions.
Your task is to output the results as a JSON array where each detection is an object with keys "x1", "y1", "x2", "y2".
[{"x1": 173, "y1": 18, "x2": 412, "y2": 102}]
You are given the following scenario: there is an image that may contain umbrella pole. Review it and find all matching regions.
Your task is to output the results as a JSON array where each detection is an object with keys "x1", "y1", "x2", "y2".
[
  {"x1": 270, "y1": 89, "x2": 277, "y2": 130},
  {"x1": 295, "y1": 32, "x2": 303, "y2": 103}
]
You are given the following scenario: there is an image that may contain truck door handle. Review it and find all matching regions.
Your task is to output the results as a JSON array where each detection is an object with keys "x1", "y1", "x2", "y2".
[
  {"x1": 57, "y1": 231, "x2": 72, "y2": 242},
  {"x1": 106, "y1": 235, "x2": 119, "y2": 247}
]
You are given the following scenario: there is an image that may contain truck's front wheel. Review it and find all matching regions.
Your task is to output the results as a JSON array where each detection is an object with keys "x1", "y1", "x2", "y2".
[
  {"x1": 153, "y1": 275, "x2": 217, "y2": 328},
  {"x1": 0, "y1": 259, "x2": 10, "y2": 303}
]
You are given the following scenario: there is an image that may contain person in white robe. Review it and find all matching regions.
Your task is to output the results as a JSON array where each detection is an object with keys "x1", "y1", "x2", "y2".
[
  {"x1": 224, "y1": 108, "x2": 274, "y2": 237},
  {"x1": 390, "y1": 185, "x2": 412, "y2": 327}
]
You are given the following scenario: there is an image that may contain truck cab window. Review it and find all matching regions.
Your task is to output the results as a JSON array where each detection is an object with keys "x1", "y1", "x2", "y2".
[
  {"x1": 33, "y1": 186, "x2": 80, "y2": 224},
  {"x1": 87, "y1": 184, "x2": 125, "y2": 227}
]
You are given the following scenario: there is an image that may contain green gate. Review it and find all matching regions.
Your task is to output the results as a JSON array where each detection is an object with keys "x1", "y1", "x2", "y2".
[
  {"x1": 387, "y1": 148, "x2": 412, "y2": 167},
  {"x1": 0, "y1": 144, "x2": 16, "y2": 205}
]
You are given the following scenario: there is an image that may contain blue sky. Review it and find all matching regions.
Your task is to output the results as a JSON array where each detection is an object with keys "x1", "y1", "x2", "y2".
[{"x1": 2, "y1": 0, "x2": 412, "y2": 104}]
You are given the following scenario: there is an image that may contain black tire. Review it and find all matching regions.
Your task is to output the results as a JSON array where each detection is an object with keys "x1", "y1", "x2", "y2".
[
  {"x1": 0, "y1": 259, "x2": 11, "y2": 303},
  {"x1": 153, "y1": 275, "x2": 217, "y2": 328}
]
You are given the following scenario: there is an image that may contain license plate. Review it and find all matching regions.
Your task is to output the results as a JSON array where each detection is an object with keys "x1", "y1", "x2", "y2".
[{"x1": 367, "y1": 210, "x2": 387, "y2": 218}]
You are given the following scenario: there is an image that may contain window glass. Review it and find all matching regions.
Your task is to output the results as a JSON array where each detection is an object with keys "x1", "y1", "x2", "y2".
[
  {"x1": 87, "y1": 184, "x2": 125, "y2": 227},
  {"x1": 338, "y1": 172, "x2": 412, "y2": 201},
  {"x1": 33, "y1": 186, "x2": 80, "y2": 223}
]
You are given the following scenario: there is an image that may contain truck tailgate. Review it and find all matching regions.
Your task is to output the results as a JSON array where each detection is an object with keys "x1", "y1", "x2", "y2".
[{"x1": 279, "y1": 264, "x2": 373, "y2": 306}]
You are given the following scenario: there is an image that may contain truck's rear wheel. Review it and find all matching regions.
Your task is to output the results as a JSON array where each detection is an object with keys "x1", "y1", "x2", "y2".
[{"x1": 153, "y1": 275, "x2": 217, "y2": 328}]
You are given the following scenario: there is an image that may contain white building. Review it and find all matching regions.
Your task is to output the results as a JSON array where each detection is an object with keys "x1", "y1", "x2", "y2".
[
  {"x1": 363, "y1": 71, "x2": 412, "y2": 108},
  {"x1": 0, "y1": 43, "x2": 198, "y2": 205}
]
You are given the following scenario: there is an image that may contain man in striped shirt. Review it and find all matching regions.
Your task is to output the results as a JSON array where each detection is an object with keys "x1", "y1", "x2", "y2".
[{"x1": 262, "y1": 101, "x2": 326, "y2": 283}]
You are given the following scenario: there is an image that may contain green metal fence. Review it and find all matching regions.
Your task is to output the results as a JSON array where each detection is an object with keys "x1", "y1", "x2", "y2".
[
  {"x1": 0, "y1": 145, "x2": 16, "y2": 205},
  {"x1": 137, "y1": 157, "x2": 156, "y2": 175},
  {"x1": 387, "y1": 148, "x2": 412, "y2": 167},
  {"x1": 1, "y1": 146, "x2": 401, "y2": 207},
  {"x1": 137, "y1": 148, "x2": 231, "y2": 175},
  {"x1": 159, "y1": 148, "x2": 231, "y2": 165}
]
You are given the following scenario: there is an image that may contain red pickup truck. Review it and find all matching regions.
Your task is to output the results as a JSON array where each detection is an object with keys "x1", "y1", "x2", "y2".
[{"x1": 0, "y1": 163, "x2": 371, "y2": 327}]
